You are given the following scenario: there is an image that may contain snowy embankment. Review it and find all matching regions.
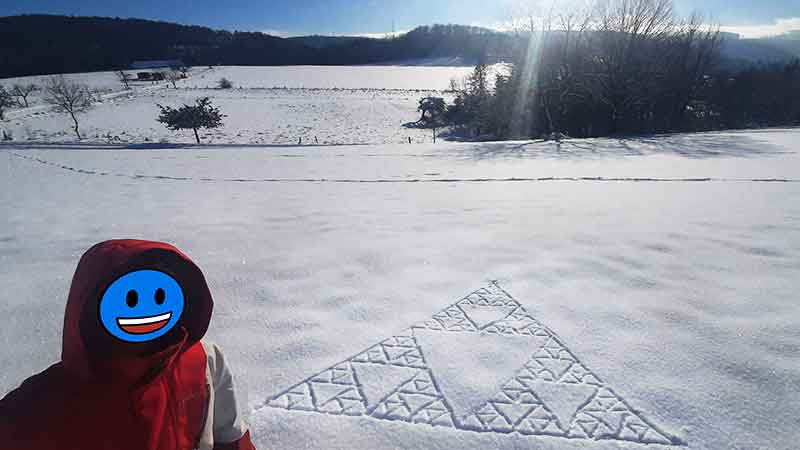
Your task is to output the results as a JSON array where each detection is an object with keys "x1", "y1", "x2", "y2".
[{"x1": 1, "y1": 128, "x2": 799, "y2": 450}]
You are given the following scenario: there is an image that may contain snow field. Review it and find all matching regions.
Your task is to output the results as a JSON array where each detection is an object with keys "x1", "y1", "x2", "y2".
[
  {"x1": 1, "y1": 65, "x2": 500, "y2": 145},
  {"x1": 2, "y1": 127, "x2": 799, "y2": 450},
  {"x1": 3, "y1": 88, "x2": 452, "y2": 145}
]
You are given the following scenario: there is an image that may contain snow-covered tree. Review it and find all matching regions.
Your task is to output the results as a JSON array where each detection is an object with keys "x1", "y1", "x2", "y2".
[
  {"x1": 43, "y1": 76, "x2": 95, "y2": 139},
  {"x1": 157, "y1": 97, "x2": 225, "y2": 144}
]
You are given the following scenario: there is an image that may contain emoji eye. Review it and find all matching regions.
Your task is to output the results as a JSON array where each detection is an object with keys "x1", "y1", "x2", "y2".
[
  {"x1": 126, "y1": 290, "x2": 138, "y2": 307},
  {"x1": 154, "y1": 288, "x2": 165, "y2": 305}
]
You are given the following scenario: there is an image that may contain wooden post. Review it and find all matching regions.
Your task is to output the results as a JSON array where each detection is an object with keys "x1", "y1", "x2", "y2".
[{"x1": 433, "y1": 127, "x2": 436, "y2": 143}]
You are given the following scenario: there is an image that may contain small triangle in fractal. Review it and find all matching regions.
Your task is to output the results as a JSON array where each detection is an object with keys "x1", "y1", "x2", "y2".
[
  {"x1": 351, "y1": 345, "x2": 389, "y2": 364},
  {"x1": 473, "y1": 403, "x2": 513, "y2": 432},
  {"x1": 493, "y1": 402, "x2": 536, "y2": 426},
  {"x1": 529, "y1": 357, "x2": 574, "y2": 381},
  {"x1": 310, "y1": 362, "x2": 356, "y2": 385},
  {"x1": 310, "y1": 382, "x2": 352, "y2": 407},
  {"x1": 351, "y1": 362, "x2": 419, "y2": 410},
  {"x1": 583, "y1": 390, "x2": 673, "y2": 445},
  {"x1": 516, "y1": 405, "x2": 564, "y2": 436},
  {"x1": 268, "y1": 383, "x2": 314, "y2": 411},
  {"x1": 431, "y1": 305, "x2": 479, "y2": 332},
  {"x1": 371, "y1": 370, "x2": 456, "y2": 428},
  {"x1": 461, "y1": 413, "x2": 486, "y2": 431}
]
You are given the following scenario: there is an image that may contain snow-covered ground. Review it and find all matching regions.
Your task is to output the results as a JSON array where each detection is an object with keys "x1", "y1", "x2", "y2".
[
  {"x1": 1, "y1": 127, "x2": 799, "y2": 450},
  {"x1": 177, "y1": 65, "x2": 475, "y2": 90},
  {"x1": 4, "y1": 88, "x2": 451, "y2": 145},
  {"x1": 1, "y1": 66, "x2": 477, "y2": 145}
]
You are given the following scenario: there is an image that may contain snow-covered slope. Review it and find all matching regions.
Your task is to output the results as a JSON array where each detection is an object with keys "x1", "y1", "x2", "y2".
[
  {"x1": 1, "y1": 128, "x2": 799, "y2": 450},
  {"x1": 177, "y1": 65, "x2": 475, "y2": 90}
]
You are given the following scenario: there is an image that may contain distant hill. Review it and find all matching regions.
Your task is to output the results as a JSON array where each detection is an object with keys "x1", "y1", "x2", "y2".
[
  {"x1": 1, "y1": 14, "x2": 798, "y2": 79},
  {"x1": 0, "y1": 15, "x2": 512, "y2": 78},
  {"x1": 719, "y1": 33, "x2": 800, "y2": 69},
  {"x1": 287, "y1": 35, "x2": 367, "y2": 49}
]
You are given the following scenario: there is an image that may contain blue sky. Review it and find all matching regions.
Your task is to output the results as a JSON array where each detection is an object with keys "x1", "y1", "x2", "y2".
[{"x1": 5, "y1": 0, "x2": 800, "y2": 38}]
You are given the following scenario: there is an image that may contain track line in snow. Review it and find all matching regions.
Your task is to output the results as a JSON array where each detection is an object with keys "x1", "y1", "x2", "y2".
[{"x1": 9, "y1": 151, "x2": 800, "y2": 184}]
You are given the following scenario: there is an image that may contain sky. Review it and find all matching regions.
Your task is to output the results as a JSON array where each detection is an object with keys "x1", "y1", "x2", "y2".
[{"x1": 3, "y1": 0, "x2": 800, "y2": 39}]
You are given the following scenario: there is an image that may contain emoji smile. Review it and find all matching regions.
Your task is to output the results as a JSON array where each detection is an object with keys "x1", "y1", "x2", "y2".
[{"x1": 117, "y1": 312, "x2": 172, "y2": 334}]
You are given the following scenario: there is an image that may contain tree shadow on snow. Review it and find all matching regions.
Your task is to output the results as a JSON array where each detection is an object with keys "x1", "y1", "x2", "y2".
[{"x1": 454, "y1": 131, "x2": 789, "y2": 161}]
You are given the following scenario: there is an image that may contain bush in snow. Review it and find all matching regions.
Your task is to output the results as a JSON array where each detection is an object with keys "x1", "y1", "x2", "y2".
[
  {"x1": 217, "y1": 78, "x2": 233, "y2": 89},
  {"x1": 157, "y1": 97, "x2": 225, "y2": 144},
  {"x1": 43, "y1": 76, "x2": 95, "y2": 139}
]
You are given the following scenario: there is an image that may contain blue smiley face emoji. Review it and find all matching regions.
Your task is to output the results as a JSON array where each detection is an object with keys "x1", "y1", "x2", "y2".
[{"x1": 99, "y1": 269, "x2": 185, "y2": 343}]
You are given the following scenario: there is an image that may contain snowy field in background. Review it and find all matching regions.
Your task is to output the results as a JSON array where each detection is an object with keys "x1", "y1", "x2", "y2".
[
  {"x1": 1, "y1": 128, "x2": 799, "y2": 450},
  {"x1": 177, "y1": 65, "x2": 477, "y2": 90},
  {"x1": 1, "y1": 65, "x2": 503, "y2": 145},
  {"x1": 5, "y1": 88, "x2": 451, "y2": 145}
]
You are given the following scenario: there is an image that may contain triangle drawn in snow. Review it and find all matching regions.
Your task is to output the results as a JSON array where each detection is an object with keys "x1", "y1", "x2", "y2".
[
  {"x1": 351, "y1": 362, "x2": 420, "y2": 410},
  {"x1": 265, "y1": 282, "x2": 678, "y2": 446},
  {"x1": 413, "y1": 327, "x2": 550, "y2": 419}
]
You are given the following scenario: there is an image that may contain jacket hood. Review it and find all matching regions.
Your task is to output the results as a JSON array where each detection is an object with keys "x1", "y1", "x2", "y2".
[{"x1": 62, "y1": 240, "x2": 214, "y2": 380}]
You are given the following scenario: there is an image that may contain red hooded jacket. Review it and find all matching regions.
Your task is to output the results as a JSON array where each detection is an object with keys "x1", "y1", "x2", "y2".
[{"x1": 0, "y1": 240, "x2": 256, "y2": 450}]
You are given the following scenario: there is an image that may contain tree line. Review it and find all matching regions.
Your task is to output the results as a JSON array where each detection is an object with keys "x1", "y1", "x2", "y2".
[
  {"x1": 417, "y1": 0, "x2": 800, "y2": 139},
  {"x1": 0, "y1": 15, "x2": 515, "y2": 78}
]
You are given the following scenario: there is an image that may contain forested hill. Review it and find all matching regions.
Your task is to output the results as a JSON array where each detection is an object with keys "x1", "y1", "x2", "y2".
[
  {"x1": 0, "y1": 15, "x2": 512, "y2": 78},
  {"x1": 2, "y1": 14, "x2": 798, "y2": 78}
]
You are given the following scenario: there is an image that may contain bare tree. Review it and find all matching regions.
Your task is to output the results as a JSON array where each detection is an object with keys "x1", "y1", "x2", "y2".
[
  {"x1": 0, "y1": 86, "x2": 16, "y2": 121},
  {"x1": 662, "y1": 12, "x2": 721, "y2": 129},
  {"x1": 165, "y1": 70, "x2": 182, "y2": 89},
  {"x1": 11, "y1": 83, "x2": 38, "y2": 108},
  {"x1": 43, "y1": 76, "x2": 95, "y2": 139},
  {"x1": 116, "y1": 70, "x2": 133, "y2": 90},
  {"x1": 591, "y1": 0, "x2": 678, "y2": 132}
]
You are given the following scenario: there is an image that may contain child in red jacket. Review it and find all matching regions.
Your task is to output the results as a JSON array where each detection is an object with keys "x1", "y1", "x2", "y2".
[{"x1": 0, "y1": 240, "x2": 256, "y2": 450}]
